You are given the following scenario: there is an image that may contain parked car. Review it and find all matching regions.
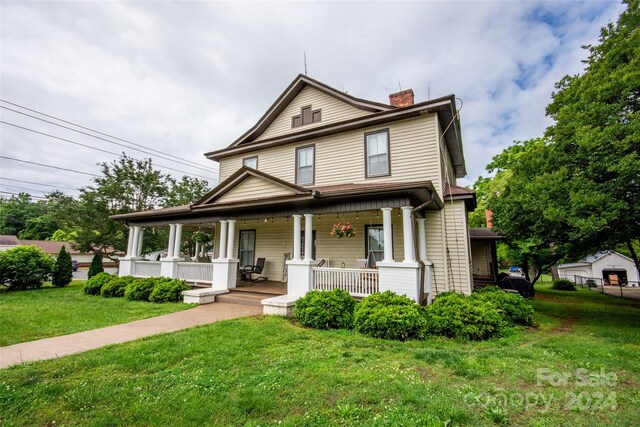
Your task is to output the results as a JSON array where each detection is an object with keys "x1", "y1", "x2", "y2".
[{"x1": 71, "y1": 260, "x2": 78, "y2": 272}]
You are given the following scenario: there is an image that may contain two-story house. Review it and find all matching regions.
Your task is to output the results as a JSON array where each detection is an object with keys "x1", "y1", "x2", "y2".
[{"x1": 113, "y1": 74, "x2": 477, "y2": 314}]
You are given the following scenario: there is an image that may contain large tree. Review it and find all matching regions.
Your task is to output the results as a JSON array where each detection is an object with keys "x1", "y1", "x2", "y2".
[{"x1": 545, "y1": 0, "x2": 640, "y2": 272}]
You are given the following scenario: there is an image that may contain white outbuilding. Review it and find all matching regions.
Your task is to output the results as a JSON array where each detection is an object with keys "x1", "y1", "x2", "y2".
[{"x1": 558, "y1": 251, "x2": 639, "y2": 285}]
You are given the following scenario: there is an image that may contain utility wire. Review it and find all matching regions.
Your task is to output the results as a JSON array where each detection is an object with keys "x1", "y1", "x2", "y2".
[
  {"x1": 1, "y1": 122, "x2": 216, "y2": 180},
  {"x1": 0, "y1": 156, "x2": 101, "y2": 177},
  {"x1": 0, "y1": 100, "x2": 218, "y2": 171},
  {"x1": 0, "y1": 177, "x2": 77, "y2": 191},
  {"x1": 0, "y1": 191, "x2": 47, "y2": 200},
  {"x1": 1, "y1": 183, "x2": 51, "y2": 194}
]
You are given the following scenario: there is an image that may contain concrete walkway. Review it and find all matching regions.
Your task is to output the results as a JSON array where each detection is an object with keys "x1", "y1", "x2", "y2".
[{"x1": 0, "y1": 303, "x2": 261, "y2": 369}]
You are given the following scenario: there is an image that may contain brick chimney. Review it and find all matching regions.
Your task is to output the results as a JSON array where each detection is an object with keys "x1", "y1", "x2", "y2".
[
  {"x1": 389, "y1": 89, "x2": 414, "y2": 107},
  {"x1": 485, "y1": 209, "x2": 493, "y2": 229}
]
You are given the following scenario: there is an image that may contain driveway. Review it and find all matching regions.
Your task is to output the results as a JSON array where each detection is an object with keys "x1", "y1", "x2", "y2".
[{"x1": 73, "y1": 267, "x2": 118, "y2": 281}]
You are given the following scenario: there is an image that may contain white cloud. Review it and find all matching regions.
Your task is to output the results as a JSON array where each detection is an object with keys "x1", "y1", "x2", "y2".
[{"x1": 0, "y1": 0, "x2": 624, "y2": 198}]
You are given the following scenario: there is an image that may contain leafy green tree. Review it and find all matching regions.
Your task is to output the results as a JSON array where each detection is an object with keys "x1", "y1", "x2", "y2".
[
  {"x1": 545, "y1": 0, "x2": 640, "y2": 273},
  {"x1": 0, "y1": 193, "x2": 46, "y2": 236},
  {"x1": 88, "y1": 253, "x2": 104, "y2": 279},
  {"x1": 163, "y1": 176, "x2": 210, "y2": 208},
  {"x1": 52, "y1": 246, "x2": 73, "y2": 287},
  {"x1": 0, "y1": 246, "x2": 54, "y2": 290}
]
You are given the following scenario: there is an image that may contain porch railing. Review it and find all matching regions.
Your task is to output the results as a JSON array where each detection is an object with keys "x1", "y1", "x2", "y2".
[
  {"x1": 132, "y1": 261, "x2": 162, "y2": 278},
  {"x1": 312, "y1": 267, "x2": 379, "y2": 297},
  {"x1": 177, "y1": 262, "x2": 213, "y2": 284}
]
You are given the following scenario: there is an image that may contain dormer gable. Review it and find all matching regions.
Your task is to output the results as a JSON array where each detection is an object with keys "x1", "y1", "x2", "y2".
[
  {"x1": 194, "y1": 166, "x2": 311, "y2": 206},
  {"x1": 229, "y1": 74, "x2": 391, "y2": 147}
]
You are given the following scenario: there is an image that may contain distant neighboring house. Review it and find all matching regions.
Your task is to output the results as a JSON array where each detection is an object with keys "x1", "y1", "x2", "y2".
[
  {"x1": 0, "y1": 235, "x2": 117, "y2": 267},
  {"x1": 558, "y1": 251, "x2": 639, "y2": 285}
]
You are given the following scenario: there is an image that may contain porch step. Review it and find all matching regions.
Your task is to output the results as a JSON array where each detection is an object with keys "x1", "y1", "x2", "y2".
[{"x1": 215, "y1": 291, "x2": 268, "y2": 307}]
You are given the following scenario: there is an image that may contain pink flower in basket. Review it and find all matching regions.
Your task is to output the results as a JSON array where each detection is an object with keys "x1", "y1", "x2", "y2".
[{"x1": 331, "y1": 222, "x2": 355, "y2": 238}]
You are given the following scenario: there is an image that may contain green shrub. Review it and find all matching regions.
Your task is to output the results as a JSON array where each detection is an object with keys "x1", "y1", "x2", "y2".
[
  {"x1": 424, "y1": 292, "x2": 506, "y2": 341},
  {"x1": 88, "y1": 253, "x2": 104, "y2": 279},
  {"x1": 0, "y1": 246, "x2": 54, "y2": 290},
  {"x1": 354, "y1": 291, "x2": 426, "y2": 341},
  {"x1": 125, "y1": 277, "x2": 167, "y2": 301},
  {"x1": 295, "y1": 289, "x2": 356, "y2": 329},
  {"x1": 149, "y1": 279, "x2": 190, "y2": 303},
  {"x1": 52, "y1": 246, "x2": 73, "y2": 287},
  {"x1": 551, "y1": 278, "x2": 577, "y2": 291},
  {"x1": 84, "y1": 272, "x2": 113, "y2": 295},
  {"x1": 471, "y1": 287, "x2": 534, "y2": 326},
  {"x1": 101, "y1": 276, "x2": 135, "y2": 298}
]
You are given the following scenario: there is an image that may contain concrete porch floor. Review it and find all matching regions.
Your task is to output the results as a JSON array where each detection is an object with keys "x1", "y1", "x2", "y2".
[{"x1": 234, "y1": 280, "x2": 287, "y2": 295}]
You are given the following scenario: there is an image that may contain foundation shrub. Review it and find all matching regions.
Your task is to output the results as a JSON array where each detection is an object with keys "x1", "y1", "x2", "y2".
[
  {"x1": 0, "y1": 246, "x2": 54, "y2": 291},
  {"x1": 295, "y1": 289, "x2": 356, "y2": 329},
  {"x1": 471, "y1": 286, "x2": 534, "y2": 326},
  {"x1": 353, "y1": 291, "x2": 426, "y2": 341},
  {"x1": 101, "y1": 276, "x2": 135, "y2": 298},
  {"x1": 124, "y1": 277, "x2": 161, "y2": 301},
  {"x1": 83, "y1": 272, "x2": 113, "y2": 295},
  {"x1": 551, "y1": 278, "x2": 577, "y2": 291},
  {"x1": 149, "y1": 279, "x2": 190, "y2": 303}
]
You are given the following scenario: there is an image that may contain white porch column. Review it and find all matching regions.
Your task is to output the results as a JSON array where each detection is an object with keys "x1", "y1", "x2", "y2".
[
  {"x1": 194, "y1": 242, "x2": 200, "y2": 259},
  {"x1": 303, "y1": 214, "x2": 313, "y2": 261},
  {"x1": 126, "y1": 227, "x2": 135, "y2": 257},
  {"x1": 292, "y1": 215, "x2": 302, "y2": 261},
  {"x1": 417, "y1": 217, "x2": 433, "y2": 304},
  {"x1": 218, "y1": 220, "x2": 228, "y2": 259},
  {"x1": 136, "y1": 227, "x2": 144, "y2": 257},
  {"x1": 160, "y1": 223, "x2": 179, "y2": 279},
  {"x1": 167, "y1": 224, "x2": 176, "y2": 259},
  {"x1": 381, "y1": 208, "x2": 394, "y2": 262},
  {"x1": 130, "y1": 226, "x2": 141, "y2": 258},
  {"x1": 402, "y1": 206, "x2": 416, "y2": 263},
  {"x1": 173, "y1": 223, "x2": 183, "y2": 260},
  {"x1": 226, "y1": 220, "x2": 236, "y2": 259}
]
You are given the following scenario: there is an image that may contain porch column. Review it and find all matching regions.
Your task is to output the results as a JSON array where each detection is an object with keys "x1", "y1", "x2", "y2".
[
  {"x1": 173, "y1": 223, "x2": 183, "y2": 259},
  {"x1": 226, "y1": 220, "x2": 236, "y2": 259},
  {"x1": 218, "y1": 220, "x2": 228, "y2": 259},
  {"x1": 136, "y1": 227, "x2": 144, "y2": 257},
  {"x1": 167, "y1": 224, "x2": 176, "y2": 258},
  {"x1": 194, "y1": 242, "x2": 200, "y2": 259},
  {"x1": 402, "y1": 206, "x2": 416, "y2": 263},
  {"x1": 417, "y1": 217, "x2": 433, "y2": 304},
  {"x1": 130, "y1": 226, "x2": 140, "y2": 258},
  {"x1": 381, "y1": 208, "x2": 394, "y2": 262},
  {"x1": 126, "y1": 227, "x2": 135, "y2": 257},
  {"x1": 304, "y1": 214, "x2": 313, "y2": 261},
  {"x1": 292, "y1": 215, "x2": 302, "y2": 261}
]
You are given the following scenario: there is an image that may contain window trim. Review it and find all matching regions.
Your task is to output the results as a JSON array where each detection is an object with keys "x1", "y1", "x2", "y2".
[
  {"x1": 292, "y1": 105, "x2": 322, "y2": 128},
  {"x1": 295, "y1": 144, "x2": 315, "y2": 185},
  {"x1": 242, "y1": 156, "x2": 258, "y2": 169},
  {"x1": 238, "y1": 229, "x2": 256, "y2": 267},
  {"x1": 364, "y1": 128, "x2": 391, "y2": 178},
  {"x1": 365, "y1": 223, "x2": 391, "y2": 261}
]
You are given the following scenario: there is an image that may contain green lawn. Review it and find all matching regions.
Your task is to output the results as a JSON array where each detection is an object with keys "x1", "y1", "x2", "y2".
[
  {"x1": 1, "y1": 284, "x2": 639, "y2": 426},
  {"x1": 0, "y1": 282, "x2": 193, "y2": 346}
]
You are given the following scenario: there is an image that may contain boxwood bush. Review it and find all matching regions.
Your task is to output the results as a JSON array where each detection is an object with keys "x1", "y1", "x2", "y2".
[
  {"x1": 551, "y1": 278, "x2": 577, "y2": 291},
  {"x1": 83, "y1": 272, "x2": 113, "y2": 295},
  {"x1": 471, "y1": 286, "x2": 534, "y2": 326},
  {"x1": 295, "y1": 289, "x2": 356, "y2": 329},
  {"x1": 124, "y1": 277, "x2": 161, "y2": 301},
  {"x1": 101, "y1": 276, "x2": 135, "y2": 298},
  {"x1": 149, "y1": 279, "x2": 190, "y2": 303},
  {"x1": 0, "y1": 246, "x2": 54, "y2": 290},
  {"x1": 353, "y1": 291, "x2": 426, "y2": 341},
  {"x1": 424, "y1": 291, "x2": 506, "y2": 341}
]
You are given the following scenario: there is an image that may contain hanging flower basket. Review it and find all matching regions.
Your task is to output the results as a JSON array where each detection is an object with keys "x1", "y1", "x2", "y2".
[{"x1": 331, "y1": 222, "x2": 355, "y2": 238}]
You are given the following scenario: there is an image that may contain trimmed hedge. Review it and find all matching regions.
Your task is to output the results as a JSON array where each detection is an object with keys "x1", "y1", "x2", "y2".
[
  {"x1": 471, "y1": 286, "x2": 534, "y2": 326},
  {"x1": 124, "y1": 277, "x2": 161, "y2": 301},
  {"x1": 83, "y1": 272, "x2": 113, "y2": 295},
  {"x1": 101, "y1": 276, "x2": 135, "y2": 298},
  {"x1": 354, "y1": 291, "x2": 426, "y2": 341},
  {"x1": 551, "y1": 278, "x2": 577, "y2": 291},
  {"x1": 423, "y1": 292, "x2": 506, "y2": 341},
  {"x1": 149, "y1": 279, "x2": 190, "y2": 303},
  {"x1": 295, "y1": 289, "x2": 356, "y2": 329}
]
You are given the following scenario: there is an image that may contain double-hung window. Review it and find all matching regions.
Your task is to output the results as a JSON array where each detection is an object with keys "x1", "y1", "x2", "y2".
[
  {"x1": 296, "y1": 145, "x2": 314, "y2": 185},
  {"x1": 365, "y1": 225, "x2": 386, "y2": 261},
  {"x1": 365, "y1": 130, "x2": 390, "y2": 177},
  {"x1": 238, "y1": 230, "x2": 256, "y2": 268}
]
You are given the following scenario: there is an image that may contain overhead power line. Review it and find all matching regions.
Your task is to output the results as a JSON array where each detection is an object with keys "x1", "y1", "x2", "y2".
[
  {"x1": 0, "y1": 177, "x2": 78, "y2": 191},
  {"x1": 0, "y1": 100, "x2": 218, "y2": 171},
  {"x1": 0, "y1": 191, "x2": 47, "y2": 200},
  {"x1": 0, "y1": 156, "x2": 101, "y2": 177},
  {"x1": 1, "y1": 183, "x2": 50, "y2": 194},
  {"x1": 0, "y1": 121, "x2": 217, "y2": 180}
]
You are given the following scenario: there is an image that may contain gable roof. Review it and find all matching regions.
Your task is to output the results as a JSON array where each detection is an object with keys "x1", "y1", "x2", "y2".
[
  {"x1": 0, "y1": 235, "x2": 21, "y2": 246},
  {"x1": 558, "y1": 251, "x2": 635, "y2": 268},
  {"x1": 194, "y1": 166, "x2": 311, "y2": 206},
  {"x1": 469, "y1": 228, "x2": 503, "y2": 240},
  {"x1": 227, "y1": 74, "x2": 392, "y2": 148}
]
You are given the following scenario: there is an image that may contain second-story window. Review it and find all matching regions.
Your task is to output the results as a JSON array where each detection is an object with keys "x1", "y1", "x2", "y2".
[
  {"x1": 296, "y1": 145, "x2": 314, "y2": 185},
  {"x1": 365, "y1": 129, "x2": 390, "y2": 177},
  {"x1": 243, "y1": 156, "x2": 258, "y2": 169}
]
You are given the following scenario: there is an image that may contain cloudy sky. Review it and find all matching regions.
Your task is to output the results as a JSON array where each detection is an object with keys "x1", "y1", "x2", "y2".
[{"x1": 0, "y1": 0, "x2": 624, "y2": 199}]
